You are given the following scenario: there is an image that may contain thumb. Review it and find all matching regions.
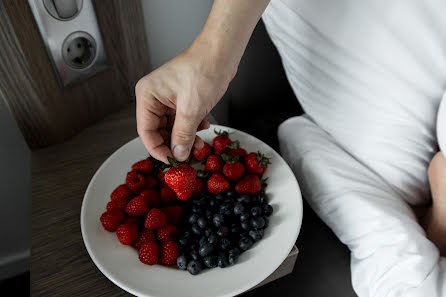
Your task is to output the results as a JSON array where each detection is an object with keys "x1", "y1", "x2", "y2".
[{"x1": 170, "y1": 110, "x2": 201, "y2": 161}]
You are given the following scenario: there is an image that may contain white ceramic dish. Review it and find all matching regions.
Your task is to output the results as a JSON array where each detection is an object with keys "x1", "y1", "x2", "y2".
[
  {"x1": 437, "y1": 91, "x2": 446, "y2": 154},
  {"x1": 80, "y1": 124, "x2": 303, "y2": 297}
]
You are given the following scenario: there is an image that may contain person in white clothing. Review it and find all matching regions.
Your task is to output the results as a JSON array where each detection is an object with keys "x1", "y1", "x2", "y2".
[{"x1": 134, "y1": 1, "x2": 446, "y2": 296}]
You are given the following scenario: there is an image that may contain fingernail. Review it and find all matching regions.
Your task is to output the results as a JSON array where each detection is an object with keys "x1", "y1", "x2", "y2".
[{"x1": 173, "y1": 145, "x2": 189, "y2": 161}]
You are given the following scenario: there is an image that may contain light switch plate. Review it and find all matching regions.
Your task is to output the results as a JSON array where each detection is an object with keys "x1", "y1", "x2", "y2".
[{"x1": 28, "y1": 0, "x2": 108, "y2": 87}]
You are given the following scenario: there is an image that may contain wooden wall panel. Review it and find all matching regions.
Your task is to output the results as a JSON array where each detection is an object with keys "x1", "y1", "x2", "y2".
[{"x1": 1, "y1": 0, "x2": 150, "y2": 149}]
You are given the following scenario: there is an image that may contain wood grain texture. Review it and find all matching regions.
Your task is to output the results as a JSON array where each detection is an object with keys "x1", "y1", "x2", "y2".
[
  {"x1": 31, "y1": 105, "x2": 297, "y2": 296},
  {"x1": 2, "y1": 0, "x2": 150, "y2": 149}
]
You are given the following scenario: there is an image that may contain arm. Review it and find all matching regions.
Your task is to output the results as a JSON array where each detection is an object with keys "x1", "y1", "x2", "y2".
[{"x1": 135, "y1": 0, "x2": 270, "y2": 162}]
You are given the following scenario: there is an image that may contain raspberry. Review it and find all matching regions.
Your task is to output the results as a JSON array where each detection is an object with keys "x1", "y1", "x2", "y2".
[
  {"x1": 140, "y1": 189, "x2": 161, "y2": 207},
  {"x1": 161, "y1": 205, "x2": 182, "y2": 225},
  {"x1": 144, "y1": 208, "x2": 168, "y2": 230},
  {"x1": 160, "y1": 187, "x2": 177, "y2": 204},
  {"x1": 126, "y1": 171, "x2": 147, "y2": 194},
  {"x1": 160, "y1": 241, "x2": 179, "y2": 266},
  {"x1": 131, "y1": 159, "x2": 153, "y2": 174},
  {"x1": 157, "y1": 225, "x2": 179, "y2": 243},
  {"x1": 139, "y1": 242, "x2": 159, "y2": 265},
  {"x1": 133, "y1": 228, "x2": 156, "y2": 249},
  {"x1": 146, "y1": 176, "x2": 158, "y2": 189},
  {"x1": 116, "y1": 223, "x2": 139, "y2": 245},
  {"x1": 125, "y1": 196, "x2": 149, "y2": 216},
  {"x1": 110, "y1": 184, "x2": 132, "y2": 201},
  {"x1": 106, "y1": 197, "x2": 127, "y2": 211},
  {"x1": 100, "y1": 209, "x2": 124, "y2": 232}
]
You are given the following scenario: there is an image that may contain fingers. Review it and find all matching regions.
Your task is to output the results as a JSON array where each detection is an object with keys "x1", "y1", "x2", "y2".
[
  {"x1": 198, "y1": 119, "x2": 210, "y2": 131},
  {"x1": 193, "y1": 135, "x2": 205, "y2": 149},
  {"x1": 170, "y1": 108, "x2": 203, "y2": 161}
]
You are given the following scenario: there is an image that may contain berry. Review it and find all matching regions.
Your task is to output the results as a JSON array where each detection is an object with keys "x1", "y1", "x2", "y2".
[
  {"x1": 204, "y1": 155, "x2": 224, "y2": 173},
  {"x1": 221, "y1": 154, "x2": 245, "y2": 181},
  {"x1": 144, "y1": 208, "x2": 168, "y2": 230},
  {"x1": 208, "y1": 234, "x2": 218, "y2": 244},
  {"x1": 164, "y1": 161, "x2": 197, "y2": 201},
  {"x1": 124, "y1": 215, "x2": 143, "y2": 226},
  {"x1": 177, "y1": 255, "x2": 188, "y2": 270},
  {"x1": 220, "y1": 237, "x2": 231, "y2": 250},
  {"x1": 157, "y1": 225, "x2": 179, "y2": 243},
  {"x1": 191, "y1": 224, "x2": 202, "y2": 236},
  {"x1": 106, "y1": 198, "x2": 127, "y2": 211},
  {"x1": 203, "y1": 255, "x2": 218, "y2": 268},
  {"x1": 125, "y1": 196, "x2": 149, "y2": 216},
  {"x1": 187, "y1": 260, "x2": 202, "y2": 275},
  {"x1": 245, "y1": 152, "x2": 270, "y2": 176},
  {"x1": 116, "y1": 223, "x2": 139, "y2": 245},
  {"x1": 126, "y1": 171, "x2": 147, "y2": 194},
  {"x1": 213, "y1": 129, "x2": 232, "y2": 154},
  {"x1": 199, "y1": 236, "x2": 207, "y2": 247},
  {"x1": 237, "y1": 194, "x2": 251, "y2": 204},
  {"x1": 241, "y1": 221, "x2": 250, "y2": 231},
  {"x1": 213, "y1": 214, "x2": 224, "y2": 227},
  {"x1": 228, "y1": 254, "x2": 239, "y2": 266},
  {"x1": 190, "y1": 250, "x2": 200, "y2": 261},
  {"x1": 197, "y1": 217, "x2": 207, "y2": 229},
  {"x1": 233, "y1": 202, "x2": 244, "y2": 215},
  {"x1": 207, "y1": 173, "x2": 230, "y2": 194},
  {"x1": 193, "y1": 142, "x2": 213, "y2": 161},
  {"x1": 192, "y1": 178, "x2": 205, "y2": 195},
  {"x1": 110, "y1": 184, "x2": 132, "y2": 201},
  {"x1": 188, "y1": 214, "x2": 199, "y2": 225},
  {"x1": 160, "y1": 187, "x2": 178, "y2": 204},
  {"x1": 199, "y1": 243, "x2": 214, "y2": 257},
  {"x1": 217, "y1": 226, "x2": 229, "y2": 237},
  {"x1": 161, "y1": 205, "x2": 182, "y2": 225},
  {"x1": 158, "y1": 170, "x2": 168, "y2": 187},
  {"x1": 131, "y1": 159, "x2": 153, "y2": 174},
  {"x1": 160, "y1": 241, "x2": 179, "y2": 266},
  {"x1": 226, "y1": 190, "x2": 236, "y2": 198},
  {"x1": 133, "y1": 229, "x2": 156, "y2": 249},
  {"x1": 263, "y1": 204, "x2": 273, "y2": 217},
  {"x1": 139, "y1": 242, "x2": 159, "y2": 265},
  {"x1": 100, "y1": 209, "x2": 124, "y2": 232},
  {"x1": 250, "y1": 206, "x2": 262, "y2": 217},
  {"x1": 235, "y1": 175, "x2": 262, "y2": 195},
  {"x1": 239, "y1": 237, "x2": 254, "y2": 251},
  {"x1": 146, "y1": 176, "x2": 158, "y2": 189},
  {"x1": 250, "y1": 217, "x2": 266, "y2": 229},
  {"x1": 239, "y1": 212, "x2": 250, "y2": 222},
  {"x1": 249, "y1": 229, "x2": 264, "y2": 241},
  {"x1": 218, "y1": 254, "x2": 229, "y2": 268},
  {"x1": 140, "y1": 189, "x2": 161, "y2": 207},
  {"x1": 227, "y1": 148, "x2": 248, "y2": 158}
]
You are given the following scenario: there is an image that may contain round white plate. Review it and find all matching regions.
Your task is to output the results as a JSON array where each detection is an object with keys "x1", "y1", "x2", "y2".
[
  {"x1": 80, "y1": 124, "x2": 303, "y2": 297},
  {"x1": 437, "y1": 91, "x2": 446, "y2": 154}
]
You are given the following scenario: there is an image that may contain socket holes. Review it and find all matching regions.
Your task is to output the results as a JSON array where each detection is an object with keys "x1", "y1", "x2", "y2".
[{"x1": 62, "y1": 32, "x2": 96, "y2": 69}]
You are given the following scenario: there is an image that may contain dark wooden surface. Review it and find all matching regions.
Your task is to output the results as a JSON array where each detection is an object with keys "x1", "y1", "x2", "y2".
[{"x1": 2, "y1": 0, "x2": 150, "y2": 149}]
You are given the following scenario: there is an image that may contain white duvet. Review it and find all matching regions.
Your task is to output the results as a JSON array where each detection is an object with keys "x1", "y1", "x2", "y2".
[{"x1": 262, "y1": 0, "x2": 446, "y2": 296}]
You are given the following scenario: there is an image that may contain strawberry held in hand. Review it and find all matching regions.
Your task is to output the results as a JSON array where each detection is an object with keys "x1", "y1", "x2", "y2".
[
  {"x1": 193, "y1": 142, "x2": 213, "y2": 161},
  {"x1": 213, "y1": 129, "x2": 232, "y2": 154},
  {"x1": 164, "y1": 157, "x2": 197, "y2": 201},
  {"x1": 245, "y1": 152, "x2": 270, "y2": 176},
  {"x1": 221, "y1": 154, "x2": 245, "y2": 181}
]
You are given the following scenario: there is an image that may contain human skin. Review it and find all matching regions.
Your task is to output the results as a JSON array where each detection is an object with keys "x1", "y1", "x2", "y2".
[{"x1": 135, "y1": 0, "x2": 270, "y2": 163}]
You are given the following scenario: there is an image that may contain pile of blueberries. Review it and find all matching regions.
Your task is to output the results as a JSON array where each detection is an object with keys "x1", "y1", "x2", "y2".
[{"x1": 176, "y1": 190, "x2": 273, "y2": 275}]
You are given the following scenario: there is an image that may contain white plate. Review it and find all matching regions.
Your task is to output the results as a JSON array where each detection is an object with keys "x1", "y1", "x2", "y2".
[
  {"x1": 80, "y1": 124, "x2": 303, "y2": 297},
  {"x1": 438, "y1": 91, "x2": 446, "y2": 154}
]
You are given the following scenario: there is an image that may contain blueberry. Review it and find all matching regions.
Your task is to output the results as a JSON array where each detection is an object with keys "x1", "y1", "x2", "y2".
[
  {"x1": 228, "y1": 254, "x2": 239, "y2": 265},
  {"x1": 249, "y1": 229, "x2": 264, "y2": 241},
  {"x1": 233, "y1": 202, "x2": 244, "y2": 215},
  {"x1": 251, "y1": 206, "x2": 262, "y2": 217},
  {"x1": 209, "y1": 199, "x2": 216, "y2": 207},
  {"x1": 191, "y1": 224, "x2": 202, "y2": 235},
  {"x1": 241, "y1": 221, "x2": 250, "y2": 231},
  {"x1": 228, "y1": 247, "x2": 241, "y2": 257},
  {"x1": 231, "y1": 225, "x2": 241, "y2": 234},
  {"x1": 239, "y1": 232, "x2": 249, "y2": 239},
  {"x1": 263, "y1": 216, "x2": 269, "y2": 228},
  {"x1": 205, "y1": 210, "x2": 213, "y2": 220},
  {"x1": 250, "y1": 217, "x2": 265, "y2": 229},
  {"x1": 217, "y1": 226, "x2": 229, "y2": 237},
  {"x1": 237, "y1": 194, "x2": 251, "y2": 204},
  {"x1": 203, "y1": 255, "x2": 218, "y2": 268},
  {"x1": 220, "y1": 237, "x2": 231, "y2": 250},
  {"x1": 177, "y1": 255, "x2": 188, "y2": 270},
  {"x1": 188, "y1": 214, "x2": 198, "y2": 225},
  {"x1": 215, "y1": 194, "x2": 224, "y2": 201},
  {"x1": 199, "y1": 236, "x2": 207, "y2": 247},
  {"x1": 263, "y1": 204, "x2": 273, "y2": 217},
  {"x1": 239, "y1": 237, "x2": 254, "y2": 251},
  {"x1": 226, "y1": 190, "x2": 236, "y2": 198},
  {"x1": 219, "y1": 204, "x2": 232, "y2": 216},
  {"x1": 218, "y1": 254, "x2": 229, "y2": 268},
  {"x1": 250, "y1": 195, "x2": 259, "y2": 204},
  {"x1": 197, "y1": 217, "x2": 207, "y2": 229},
  {"x1": 204, "y1": 228, "x2": 212, "y2": 237},
  {"x1": 213, "y1": 214, "x2": 224, "y2": 227},
  {"x1": 199, "y1": 243, "x2": 214, "y2": 257},
  {"x1": 190, "y1": 250, "x2": 200, "y2": 261},
  {"x1": 191, "y1": 205, "x2": 203, "y2": 214},
  {"x1": 239, "y1": 212, "x2": 250, "y2": 222},
  {"x1": 187, "y1": 260, "x2": 202, "y2": 275},
  {"x1": 178, "y1": 235, "x2": 188, "y2": 246},
  {"x1": 208, "y1": 234, "x2": 218, "y2": 244}
]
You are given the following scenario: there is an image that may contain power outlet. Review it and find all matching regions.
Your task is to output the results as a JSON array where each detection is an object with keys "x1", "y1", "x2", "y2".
[{"x1": 28, "y1": 0, "x2": 108, "y2": 87}]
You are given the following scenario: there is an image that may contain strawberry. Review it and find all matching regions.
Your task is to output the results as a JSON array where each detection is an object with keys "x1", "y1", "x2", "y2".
[
  {"x1": 161, "y1": 205, "x2": 182, "y2": 225},
  {"x1": 158, "y1": 170, "x2": 168, "y2": 187},
  {"x1": 213, "y1": 129, "x2": 232, "y2": 154},
  {"x1": 207, "y1": 173, "x2": 230, "y2": 194},
  {"x1": 126, "y1": 171, "x2": 147, "y2": 194},
  {"x1": 245, "y1": 152, "x2": 270, "y2": 176},
  {"x1": 139, "y1": 242, "x2": 159, "y2": 265},
  {"x1": 100, "y1": 209, "x2": 125, "y2": 232},
  {"x1": 131, "y1": 159, "x2": 153, "y2": 174},
  {"x1": 106, "y1": 197, "x2": 127, "y2": 211},
  {"x1": 110, "y1": 184, "x2": 132, "y2": 201},
  {"x1": 116, "y1": 223, "x2": 139, "y2": 245},
  {"x1": 125, "y1": 196, "x2": 149, "y2": 216},
  {"x1": 164, "y1": 158, "x2": 197, "y2": 201},
  {"x1": 160, "y1": 187, "x2": 177, "y2": 204},
  {"x1": 204, "y1": 155, "x2": 224, "y2": 172},
  {"x1": 140, "y1": 189, "x2": 161, "y2": 207},
  {"x1": 193, "y1": 142, "x2": 213, "y2": 161},
  {"x1": 146, "y1": 176, "x2": 158, "y2": 189},
  {"x1": 160, "y1": 241, "x2": 179, "y2": 266},
  {"x1": 235, "y1": 174, "x2": 262, "y2": 194},
  {"x1": 226, "y1": 140, "x2": 248, "y2": 158},
  {"x1": 221, "y1": 154, "x2": 245, "y2": 181},
  {"x1": 124, "y1": 215, "x2": 143, "y2": 227},
  {"x1": 144, "y1": 208, "x2": 168, "y2": 230},
  {"x1": 192, "y1": 178, "x2": 205, "y2": 195},
  {"x1": 157, "y1": 225, "x2": 179, "y2": 243},
  {"x1": 133, "y1": 228, "x2": 156, "y2": 249}
]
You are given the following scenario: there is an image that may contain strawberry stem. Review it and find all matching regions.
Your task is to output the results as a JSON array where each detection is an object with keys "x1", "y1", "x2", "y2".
[
  {"x1": 167, "y1": 156, "x2": 182, "y2": 167},
  {"x1": 196, "y1": 170, "x2": 210, "y2": 179},
  {"x1": 214, "y1": 129, "x2": 232, "y2": 137},
  {"x1": 227, "y1": 140, "x2": 240, "y2": 149},
  {"x1": 220, "y1": 153, "x2": 239, "y2": 164}
]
